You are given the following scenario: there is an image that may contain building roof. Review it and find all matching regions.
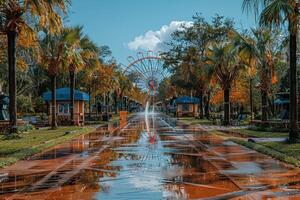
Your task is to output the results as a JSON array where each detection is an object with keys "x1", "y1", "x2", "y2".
[
  {"x1": 175, "y1": 96, "x2": 200, "y2": 104},
  {"x1": 43, "y1": 87, "x2": 90, "y2": 102}
]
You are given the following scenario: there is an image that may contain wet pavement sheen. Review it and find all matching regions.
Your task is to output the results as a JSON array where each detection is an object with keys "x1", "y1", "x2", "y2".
[{"x1": 1, "y1": 113, "x2": 300, "y2": 199}]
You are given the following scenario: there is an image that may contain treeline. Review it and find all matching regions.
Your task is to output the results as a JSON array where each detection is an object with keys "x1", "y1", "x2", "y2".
[
  {"x1": 0, "y1": 1, "x2": 144, "y2": 131},
  {"x1": 160, "y1": 0, "x2": 299, "y2": 142}
]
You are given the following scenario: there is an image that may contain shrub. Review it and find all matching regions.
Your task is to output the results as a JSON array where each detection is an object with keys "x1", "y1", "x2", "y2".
[
  {"x1": 17, "y1": 95, "x2": 34, "y2": 114},
  {"x1": 18, "y1": 124, "x2": 35, "y2": 133},
  {"x1": 248, "y1": 125, "x2": 288, "y2": 132},
  {"x1": 33, "y1": 97, "x2": 45, "y2": 113}
]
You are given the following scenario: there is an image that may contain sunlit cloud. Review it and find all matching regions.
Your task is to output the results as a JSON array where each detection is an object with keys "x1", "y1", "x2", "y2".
[{"x1": 128, "y1": 21, "x2": 193, "y2": 52}]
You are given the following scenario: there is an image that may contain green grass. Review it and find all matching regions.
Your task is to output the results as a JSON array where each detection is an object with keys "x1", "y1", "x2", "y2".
[
  {"x1": 178, "y1": 117, "x2": 213, "y2": 125},
  {"x1": 261, "y1": 141, "x2": 300, "y2": 160},
  {"x1": 229, "y1": 129, "x2": 288, "y2": 138},
  {"x1": 0, "y1": 126, "x2": 95, "y2": 168},
  {"x1": 231, "y1": 139, "x2": 300, "y2": 167},
  {"x1": 211, "y1": 130, "x2": 299, "y2": 167}
]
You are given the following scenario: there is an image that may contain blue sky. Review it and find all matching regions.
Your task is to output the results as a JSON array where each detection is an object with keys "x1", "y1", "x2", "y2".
[{"x1": 68, "y1": 0, "x2": 256, "y2": 65}]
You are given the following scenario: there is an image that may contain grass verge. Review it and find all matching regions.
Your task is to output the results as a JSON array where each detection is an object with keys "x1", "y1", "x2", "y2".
[
  {"x1": 0, "y1": 126, "x2": 95, "y2": 169},
  {"x1": 230, "y1": 138, "x2": 300, "y2": 167},
  {"x1": 211, "y1": 130, "x2": 300, "y2": 167},
  {"x1": 227, "y1": 129, "x2": 288, "y2": 138},
  {"x1": 178, "y1": 117, "x2": 213, "y2": 125}
]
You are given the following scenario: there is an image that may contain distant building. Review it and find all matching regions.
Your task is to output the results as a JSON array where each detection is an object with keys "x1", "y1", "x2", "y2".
[
  {"x1": 43, "y1": 88, "x2": 90, "y2": 125},
  {"x1": 175, "y1": 96, "x2": 200, "y2": 117}
]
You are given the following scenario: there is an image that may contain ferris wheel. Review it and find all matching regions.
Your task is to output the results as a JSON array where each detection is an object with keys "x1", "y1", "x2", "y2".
[{"x1": 123, "y1": 51, "x2": 168, "y2": 96}]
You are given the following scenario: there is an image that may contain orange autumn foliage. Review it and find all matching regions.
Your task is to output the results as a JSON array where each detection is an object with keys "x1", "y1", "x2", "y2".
[
  {"x1": 127, "y1": 86, "x2": 146, "y2": 105},
  {"x1": 272, "y1": 72, "x2": 278, "y2": 84},
  {"x1": 211, "y1": 75, "x2": 249, "y2": 105},
  {"x1": 93, "y1": 63, "x2": 116, "y2": 95},
  {"x1": 0, "y1": 34, "x2": 38, "y2": 70}
]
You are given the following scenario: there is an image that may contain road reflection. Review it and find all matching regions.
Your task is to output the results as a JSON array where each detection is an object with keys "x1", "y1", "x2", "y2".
[{"x1": 0, "y1": 114, "x2": 300, "y2": 199}]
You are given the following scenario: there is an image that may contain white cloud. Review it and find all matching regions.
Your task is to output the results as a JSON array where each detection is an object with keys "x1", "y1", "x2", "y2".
[{"x1": 128, "y1": 21, "x2": 193, "y2": 52}]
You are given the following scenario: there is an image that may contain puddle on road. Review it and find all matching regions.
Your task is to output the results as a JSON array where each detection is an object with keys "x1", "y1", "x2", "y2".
[{"x1": 0, "y1": 114, "x2": 300, "y2": 200}]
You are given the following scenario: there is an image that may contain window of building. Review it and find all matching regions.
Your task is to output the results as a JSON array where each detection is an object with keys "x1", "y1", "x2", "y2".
[
  {"x1": 58, "y1": 103, "x2": 70, "y2": 114},
  {"x1": 182, "y1": 104, "x2": 189, "y2": 112}
]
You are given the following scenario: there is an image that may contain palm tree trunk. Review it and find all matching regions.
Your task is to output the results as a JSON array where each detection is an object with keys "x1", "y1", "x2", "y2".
[
  {"x1": 69, "y1": 70, "x2": 75, "y2": 125},
  {"x1": 261, "y1": 89, "x2": 268, "y2": 123},
  {"x1": 89, "y1": 86, "x2": 91, "y2": 118},
  {"x1": 199, "y1": 91, "x2": 204, "y2": 119},
  {"x1": 289, "y1": 30, "x2": 298, "y2": 142},
  {"x1": 223, "y1": 87, "x2": 230, "y2": 125},
  {"x1": 249, "y1": 78, "x2": 253, "y2": 121},
  {"x1": 114, "y1": 93, "x2": 118, "y2": 114},
  {"x1": 205, "y1": 91, "x2": 211, "y2": 119},
  {"x1": 7, "y1": 30, "x2": 17, "y2": 133},
  {"x1": 51, "y1": 75, "x2": 57, "y2": 129}
]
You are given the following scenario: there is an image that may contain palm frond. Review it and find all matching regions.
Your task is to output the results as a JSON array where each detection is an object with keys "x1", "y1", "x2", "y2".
[
  {"x1": 242, "y1": 0, "x2": 274, "y2": 15},
  {"x1": 259, "y1": 0, "x2": 293, "y2": 27}
]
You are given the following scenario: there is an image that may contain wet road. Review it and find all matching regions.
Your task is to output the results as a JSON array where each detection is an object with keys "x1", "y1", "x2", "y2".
[{"x1": 1, "y1": 113, "x2": 300, "y2": 199}]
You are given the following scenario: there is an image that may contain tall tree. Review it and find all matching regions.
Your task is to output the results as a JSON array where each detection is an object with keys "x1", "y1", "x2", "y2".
[
  {"x1": 243, "y1": 0, "x2": 299, "y2": 142},
  {"x1": 162, "y1": 15, "x2": 235, "y2": 119},
  {"x1": 63, "y1": 26, "x2": 100, "y2": 125},
  {"x1": 166, "y1": 15, "x2": 212, "y2": 118},
  {"x1": 238, "y1": 28, "x2": 283, "y2": 123},
  {"x1": 115, "y1": 71, "x2": 133, "y2": 111},
  {"x1": 205, "y1": 39, "x2": 243, "y2": 125},
  {"x1": 39, "y1": 30, "x2": 68, "y2": 129},
  {"x1": 0, "y1": 0, "x2": 69, "y2": 132}
]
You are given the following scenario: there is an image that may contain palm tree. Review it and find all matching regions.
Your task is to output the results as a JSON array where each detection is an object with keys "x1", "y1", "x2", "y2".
[
  {"x1": 39, "y1": 30, "x2": 68, "y2": 129},
  {"x1": 0, "y1": 0, "x2": 68, "y2": 132},
  {"x1": 205, "y1": 41, "x2": 243, "y2": 125},
  {"x1": 63, "y1": 27, "x2": 84, "y2": 125},
  {"x1": 238, "y1": 28, "x2": 282, "y2": 123},
  {"x1": 64, "y1": 26, "x2": 100, "y2": 125},
  {"x1": 243, "y1": 0, "x2": 298, "y2": 142}
]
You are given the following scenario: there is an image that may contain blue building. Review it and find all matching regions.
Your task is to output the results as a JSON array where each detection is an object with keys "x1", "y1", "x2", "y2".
[
  {"x1": 175, "y1": 96, "x2": 200, "y2": 117},
  {"x1": 43, "y1": 88, "x2": 90, "y2": 125}
]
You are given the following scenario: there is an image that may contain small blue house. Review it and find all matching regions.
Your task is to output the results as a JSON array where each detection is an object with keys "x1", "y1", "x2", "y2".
[
  {"x1": 43, "y1": 88, "x2": 90, "y2": 125},
  {"x1": 175, "y1": 96, "x2": 200, "y2": 117}
]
